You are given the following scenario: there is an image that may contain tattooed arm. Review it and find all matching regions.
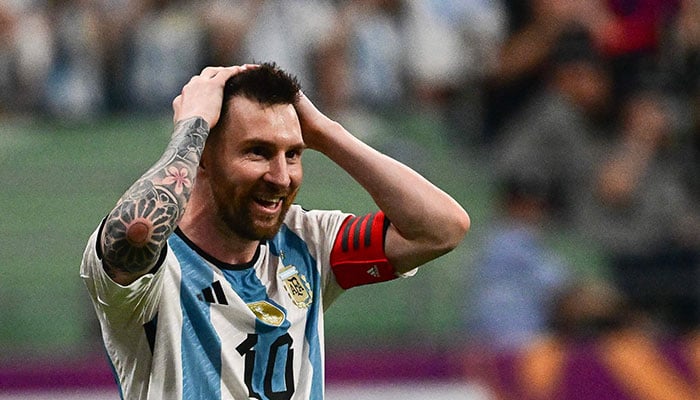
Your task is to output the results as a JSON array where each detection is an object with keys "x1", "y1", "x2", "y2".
[
  {"x1": 100, "y1": 65, "x2": 252, "y2": 285},
  {"x1": 101, "y1": 118, "x2": 208, "y2": 284}
]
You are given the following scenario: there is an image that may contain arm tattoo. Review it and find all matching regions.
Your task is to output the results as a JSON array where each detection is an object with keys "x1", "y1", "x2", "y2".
[{"x1": 101, "y1": 117, "x2": 209, "y2": 278}]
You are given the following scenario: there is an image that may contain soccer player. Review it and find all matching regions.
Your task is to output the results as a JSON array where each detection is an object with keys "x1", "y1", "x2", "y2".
[{"x1": 80, "y1": 63, "x2": 470, "y2": 399}]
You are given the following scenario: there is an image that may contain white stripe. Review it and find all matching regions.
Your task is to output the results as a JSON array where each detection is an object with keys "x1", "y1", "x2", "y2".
[{"x1": 148, "y1": 253, "x2": 184, "y2": 400}]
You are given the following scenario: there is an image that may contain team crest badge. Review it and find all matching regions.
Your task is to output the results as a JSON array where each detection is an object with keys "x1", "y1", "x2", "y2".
[
  {"x1": 247, "y1": 301, "x2": 285, "y2": 327},
  {"x1": 279, "y1": 265, "x2": 313, "y2": 309}
]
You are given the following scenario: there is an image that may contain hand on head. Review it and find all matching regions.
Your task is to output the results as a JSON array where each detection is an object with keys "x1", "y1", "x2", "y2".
[
  {"x1": 293, "y1": 91, "x2": 336, "y2": 151},
  {"x1": 172, "y1": 64, "x2": 259, "y2": 128}
]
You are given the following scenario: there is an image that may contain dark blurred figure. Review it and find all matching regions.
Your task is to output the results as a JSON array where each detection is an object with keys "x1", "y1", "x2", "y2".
[
  {"x1": 577, "y1": 88, "x2": 700, "y2": 335},
  {"x1": 483, "y1": 0, "x2": 681, "y2": 143},
  {"x1": 482, "y1": 0, "x2": 601, "y2": 143},
  {"x1": 659, "y1": 0, "x2": 700, "y2": 204},
  {"x1": 492, "y1": 25, "x2": 612, "y2": 226}
]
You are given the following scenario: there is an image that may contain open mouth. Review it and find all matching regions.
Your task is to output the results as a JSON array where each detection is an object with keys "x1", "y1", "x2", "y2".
[{"x1": 253, "y1": 195, "x2": 284, "y2": 212}]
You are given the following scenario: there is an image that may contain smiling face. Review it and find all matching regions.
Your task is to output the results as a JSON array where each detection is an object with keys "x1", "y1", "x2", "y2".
[{"x1": 202, "y1": 96, "x2": 304, "y2": 241}]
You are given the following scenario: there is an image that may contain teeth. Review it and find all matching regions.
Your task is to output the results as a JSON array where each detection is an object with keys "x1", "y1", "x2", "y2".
[{"x1": 257, "y1": 196, "x2": 282, "y2": 203}]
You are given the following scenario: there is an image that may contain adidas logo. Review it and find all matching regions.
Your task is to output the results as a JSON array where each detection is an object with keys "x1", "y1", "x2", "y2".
[
  {"x1": 197, "y1": 280, "x2": 228, "y2": 305},
  {"x1": 366, "y1": 265, "x2": 380, "y2": 278}
]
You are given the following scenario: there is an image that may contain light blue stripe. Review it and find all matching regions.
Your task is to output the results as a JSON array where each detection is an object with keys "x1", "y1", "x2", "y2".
[
  {"x1": 269, "y1": 225, "x2": 324, "y2": 399},
  {"x1": 222, "y1": 265, "x2": 291, "y2": 399},
  {"x1": 170, "y1": 235, "x2": 222, "y2": 399}
]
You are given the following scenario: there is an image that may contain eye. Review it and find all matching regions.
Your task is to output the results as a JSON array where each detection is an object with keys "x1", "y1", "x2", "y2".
[
  {"x1": 286, "y1": 149, "x2": 302, "y2": 160},
  {"x1": 249, "y1": 146, "x2": 269, "y2": 158}
]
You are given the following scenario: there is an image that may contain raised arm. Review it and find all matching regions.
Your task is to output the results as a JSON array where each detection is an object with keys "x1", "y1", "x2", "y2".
[
  {"x1": 294, "y1": 93, "x2": 470, "y2": 273},
  {"x1": 101, "y1": 66, "x2": 249, "y2": 285}
]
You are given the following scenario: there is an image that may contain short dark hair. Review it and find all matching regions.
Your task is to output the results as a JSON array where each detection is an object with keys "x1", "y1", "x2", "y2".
[
  {"x1": 548, "y1": 24, "x2": 603, "y2": 69},
  {"x1": 210, "y1": 62, "x2": 302, "y2": 139},
  {"x1": 223, "y1": 62, "x2": 301, "y2": 106}
]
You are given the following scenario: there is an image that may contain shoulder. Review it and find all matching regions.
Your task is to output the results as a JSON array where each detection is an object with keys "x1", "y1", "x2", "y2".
[
  {"x1": 274, "y1": 205, "x2": 353, "y2": 268},
  {"x1": 282, "y1": 205, "x2": 352, "y2": 237}
]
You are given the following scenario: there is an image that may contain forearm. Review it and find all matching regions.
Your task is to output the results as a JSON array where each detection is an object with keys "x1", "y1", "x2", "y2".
[
  {"x1": 315, "y1": 123, "x2": 470, "y2": 270},
  {"x1": 101, "y1": 117, "x2": 209, "y2": 283},
  {"x1": 295, "y1": 92, "x2": 469, "y2": 270}
]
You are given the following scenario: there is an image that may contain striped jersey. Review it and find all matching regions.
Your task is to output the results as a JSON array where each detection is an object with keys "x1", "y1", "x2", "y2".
[{"x1": 80, "y1": 205, "x2": 381, "y2": 400}]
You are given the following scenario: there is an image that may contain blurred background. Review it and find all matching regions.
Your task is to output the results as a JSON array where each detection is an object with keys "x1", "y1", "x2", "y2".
[{"x1": 1, "y1": 0, "x2": 699, "y2": 399}]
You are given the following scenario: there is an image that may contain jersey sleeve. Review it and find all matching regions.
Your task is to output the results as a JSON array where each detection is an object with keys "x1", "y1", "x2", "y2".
[
  {"x1": 79, "y1": 219, "x2": 166, "y2": 327},
  {"x1": 329, "y1": 211, "x2": 399, "y2": 289}
]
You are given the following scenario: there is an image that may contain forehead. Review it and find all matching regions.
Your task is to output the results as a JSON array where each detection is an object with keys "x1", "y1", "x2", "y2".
[{"x1": 222, "y1": 96, "x2": 302, "y2": 145}]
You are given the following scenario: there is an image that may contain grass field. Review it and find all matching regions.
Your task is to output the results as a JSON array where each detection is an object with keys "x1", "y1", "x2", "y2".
[
  {"x1": 0, "y1": 110, "x2": 600, "y2": 361},
  {"x1": 0, "y1": 111, "x2": 493, "y2": 357}
]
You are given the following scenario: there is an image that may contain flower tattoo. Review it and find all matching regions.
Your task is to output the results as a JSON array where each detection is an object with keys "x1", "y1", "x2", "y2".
[{"x1": 161, "y1": 166, "x2": 191, "y2": 195}]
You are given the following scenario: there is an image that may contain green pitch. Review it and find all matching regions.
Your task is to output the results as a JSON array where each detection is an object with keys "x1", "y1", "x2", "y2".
[{"x1": 0, "y1": 112, "x2": 600, "y2": 358}]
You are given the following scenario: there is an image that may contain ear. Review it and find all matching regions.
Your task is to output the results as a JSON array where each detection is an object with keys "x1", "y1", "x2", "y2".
[
  {"x1": 200, "y1": 122, "x2": 224, "y2": 173},
  {"x1": 199, "y1": 145, "x2": 211, "y2": 172}
]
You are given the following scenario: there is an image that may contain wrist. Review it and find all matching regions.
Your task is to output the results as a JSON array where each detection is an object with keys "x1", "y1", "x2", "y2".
[
  {"x1": 174, "y1": 116, "x2": 209, "y2": 130},
  {"x1": 172, "y1": 117, "x2": 210, "y2": 140},
  {"x1": 305, "y1": 120, "x2": 345, "y2": 153}
]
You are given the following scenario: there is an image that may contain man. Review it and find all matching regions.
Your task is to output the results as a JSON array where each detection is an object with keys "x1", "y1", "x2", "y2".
[{"x1": 80, "y1": 63, "x2": 470, "y2": 399}]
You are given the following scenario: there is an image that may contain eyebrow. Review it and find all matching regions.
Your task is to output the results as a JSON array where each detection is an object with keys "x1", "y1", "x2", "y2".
[{"x1": 240, "y1": 138, "x2": 306, "y2": 152}]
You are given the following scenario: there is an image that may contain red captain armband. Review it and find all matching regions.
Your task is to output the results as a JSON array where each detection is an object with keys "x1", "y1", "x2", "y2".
[{"x1": 330, "y1": 211, "x2": 397, "y2": 289}]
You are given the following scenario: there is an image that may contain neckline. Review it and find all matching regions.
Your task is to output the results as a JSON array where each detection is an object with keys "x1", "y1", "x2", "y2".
[{"x1": 174, "y1": 227, "x2": 262, "y2": 271}]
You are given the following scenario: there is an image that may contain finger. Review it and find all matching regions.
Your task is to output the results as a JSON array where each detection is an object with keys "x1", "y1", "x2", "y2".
[
  {"x1": 200, "y1": 66, "x2": 225, "y2": 78},
  {"x1": 172, "y1": 94, "x2": 182, "y2": 122},
  {"x1": 210, "y1": 65, "x2": 249, "y2": 83}
]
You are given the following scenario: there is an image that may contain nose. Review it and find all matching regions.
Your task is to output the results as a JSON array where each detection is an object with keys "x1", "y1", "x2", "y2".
[{"x1": 264, "y1": 154, "x2": 292, "y2": 188}]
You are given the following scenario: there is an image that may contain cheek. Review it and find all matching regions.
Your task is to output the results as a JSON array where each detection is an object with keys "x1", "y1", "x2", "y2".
[
  {"x1": 291, "y1": 164, "x2": 303, "y2": 185},
  {"x1": 215, "y1": 159, "x2": 261, "y2": 185}
]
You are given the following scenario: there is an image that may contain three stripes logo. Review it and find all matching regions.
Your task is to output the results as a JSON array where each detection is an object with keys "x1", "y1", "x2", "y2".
[
  {"x1": 339, "y1": 213, "x2": 377, "y2": 253},
  {"x1": 366, "y1": 265, "x2": 380, "y2": 278},
  {"x1": 198, "y1": 280, "x2": 228, "y2": 305}
]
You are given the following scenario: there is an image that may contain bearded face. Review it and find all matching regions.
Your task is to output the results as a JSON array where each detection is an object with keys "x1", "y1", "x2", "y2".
[
  {"x1": 213, "y1": 178, "x2": 299, "y2": 241},
  {"x1": 202, "y1": 96, "x2": 304, "y2": 242}
]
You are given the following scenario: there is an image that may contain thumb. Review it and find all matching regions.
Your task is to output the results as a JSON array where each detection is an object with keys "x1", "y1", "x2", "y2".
[{"x1": 172, "y1": 95, "x2": 182, "y2": 124}]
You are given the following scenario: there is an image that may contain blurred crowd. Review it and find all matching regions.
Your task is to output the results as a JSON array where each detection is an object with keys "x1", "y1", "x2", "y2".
[
  {"x1": 0, "y1": 0, "x2": 503, "y2": 121},
  {"x1": 2, "y1": 0, "x2": 700, "y2": 349},
  {"x1": 465, "y1": 0, "x2": 700, "y2": 353}
]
